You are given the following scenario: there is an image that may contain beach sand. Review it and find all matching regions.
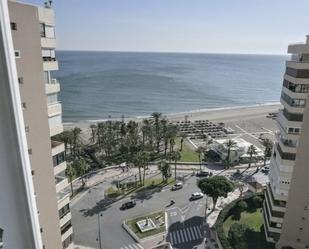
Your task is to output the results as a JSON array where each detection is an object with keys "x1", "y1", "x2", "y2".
[
  {"x1": 65, "y1": 103, "x2": 281, "y2": 129},
  {"x1": 64, "y1": 103, "x2": 281, "y2": 145}
]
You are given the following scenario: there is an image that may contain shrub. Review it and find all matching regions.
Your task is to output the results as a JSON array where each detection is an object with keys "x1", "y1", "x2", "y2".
[
  {"x1": 228, "y1": 223, "x2": 249, "y2": 249},
  {"x1": 252, "y1": 195, "x2": 263, "y2": 208}
]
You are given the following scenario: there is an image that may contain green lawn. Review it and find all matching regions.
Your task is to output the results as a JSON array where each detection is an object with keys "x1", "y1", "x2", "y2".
[
  {"x1": 223, "y1": 208, "x2": 263, "y2": 235},
  {"x1": 126, "y1": 211, "x2": 166, "y2": 239},
  {"x1": 176, "y1": 138, "x2": 199, "y2": 162},
  {"x1": 106, "y1": 177, "x2": 175, "y2": 198},
  {"x1": 223, "y1": 208, "x2": 275, "y2": 249}
]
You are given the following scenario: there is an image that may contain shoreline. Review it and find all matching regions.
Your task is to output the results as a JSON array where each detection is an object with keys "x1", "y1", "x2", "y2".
[{"x1": 64, "y1": 102, "x2": 281, "y2": 130}]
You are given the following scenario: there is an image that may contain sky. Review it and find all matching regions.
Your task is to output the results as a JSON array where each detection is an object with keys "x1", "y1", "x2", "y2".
[{"x1": 23, "y1": 0, "x2": 309, "y2": 54}]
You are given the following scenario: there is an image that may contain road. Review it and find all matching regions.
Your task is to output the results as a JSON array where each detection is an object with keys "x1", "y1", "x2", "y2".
[{"x1": 71, "y1": 166, "x2": 269, "y2": 249}]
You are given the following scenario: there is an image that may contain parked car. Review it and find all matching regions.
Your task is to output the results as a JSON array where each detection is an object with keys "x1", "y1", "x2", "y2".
[
  {"x1": 190, "y1": 192, "x2": 204, "y2": 201},
  {"x1": 171, "y1": 182, "x2": 183, "y2": 191},
  {"x1": 261, "y1": 166, "x2": 270, "y2": 173},
  {"x1": 196, "y1": 171, "x2": 209, "y2": 177},
  {"x1": 120, "y1": 200, "x2": 136, "y2": 210}
]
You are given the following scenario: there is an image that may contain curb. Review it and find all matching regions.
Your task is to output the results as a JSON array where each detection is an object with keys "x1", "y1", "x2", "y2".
[{"x1": 122, "y1": 220, "x2": 140, "y2": 243}]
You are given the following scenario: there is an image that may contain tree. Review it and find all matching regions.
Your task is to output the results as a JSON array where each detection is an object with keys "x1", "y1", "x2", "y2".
[
  {"x1": 170, "y1": 151, "x2": 181, "y2": 180},
  {"x1": 71, "y1": 158, "x2": 89, "y2": 185},
  {"x1": 89, "y1": 124, "x2": 97, "y2": 144},
  {"x1": 246, "y1": 144, "x2": 257, "y2": 169},
  {"x1": 252, "y1": 195, "x2": 263, "y2": 208},
  {"x1": 133, "y1": 151, "x2": 149, "y2": 185},
  {"x1": 228, "y1": 223, "x2": 249, "y2": 249},
  {"x1": 261, "y1": 138, "x2": 273, "y2": 166},
  {"x1": 224, "y1": 139, "x2": 237, "y2": 169},
  {"x1": 196, "y1": 146, "x2": 204, "y2": 172},
  {"x1": 179, "y1": 132, "x2": 187, "y2": 151},
  {"x1": 151, "y1": 112, "x2": 162, "y2": 153},
  {"x1": 233, "y1": 200, "x2": 248, "y2": 219},
  {"x1": 198, "y1": 176, "x2": 234, "y2": 210},
  {"x1": 66, "y1": 163, "x2": 75, "y2": 196},
  {"x1": 159, "y1": 160, "x2": 171, "y2": 182},
  {"x1": 72, "y1": 127, "x2": 82, "y2": 156}
]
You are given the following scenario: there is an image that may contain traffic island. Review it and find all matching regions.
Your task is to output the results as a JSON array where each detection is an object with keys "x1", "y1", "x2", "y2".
[{"x1": 123, "y1": 211, "x2": 166, "y2": 241}]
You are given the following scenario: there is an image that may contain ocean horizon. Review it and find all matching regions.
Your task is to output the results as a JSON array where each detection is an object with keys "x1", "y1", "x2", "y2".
[{"x1": 53, "y1": 51, "x2": 287, "y2": 122}]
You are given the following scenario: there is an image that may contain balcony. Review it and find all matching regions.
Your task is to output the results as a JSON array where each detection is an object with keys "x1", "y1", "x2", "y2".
[
  {"x1": 48, "y1": 102, "x2": 62, "y2": 117},
  {"x1": 41, "y1": 37, "x2": 56, "y2": 48},
  {"x1": 286, "y1": 60, "x2": 309, "y2": 70},
  {"x1": 61, "y1": 226, "x2": 73, "y2": 242},
  {"x1": 60, "y1": 211, "x2": 72, "y2": 228},
  {"x1": 56, "y1": 176, "x2": 68, "y2": 193},
  {"x1": 49, "y1": 114, "x2": 63, "y2": 137},
  {"x1": 57, "y1": 191, "x2": 70, "y2": 209},
  {"x1": 45, "y1": 79, "x2": 60, "y2": 94},
  {"x1": 43, "y1": 59, "x2": 58, "y2": 71},
  {"x1": 277, "y1": 110, "x2": 303, "y2": 130},
  {"x1": 275, "y1": 132, "x2": 297, "y2": 154},
  {"x1": 288, "y1": 43, "x2": 309, "y2": 54},
  {"x1": 38, "y1": 6, "x2": 55, "y2": 25}
]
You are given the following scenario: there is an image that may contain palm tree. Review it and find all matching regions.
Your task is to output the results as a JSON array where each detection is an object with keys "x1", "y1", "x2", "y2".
[
  {"x1": 72, "y1": 158, "x2": 89, "y2": 185},
  {"x1": 225, "y1": 139, "x2": 237, "y2": 169},
  {"x1": 89, "y1": 124, "x2": 97, "y2": 144},
  {"x1": 151, "y1": 112, "x2": 162, "y2": 153},
  {"x1": 180, "y1": 133, "x2": 187, "y2": 151},
  {"x1": 247, "y1": 144, "x2": 257, "y2": 169},
  {"x1": 170, "y1": 151, "x2": 181, "y2": 180},
  {"x1": 72, "y1": 127, "x2": 82, "y2": 156},
  {"x1": 66, "y1": 163, "x2": 75, "y2": 196},
  {"x1": 261, "y1": 138, "x2": 273, "y2": 166},
  {"x1": 133, "y1": 152, "x2": 144, "y2": 185},
  {"x1": 196, "y1": 146, "x2": 204, "y2": 172},
  {"x1": 158, "y1": 160, "x2": 171, "y2": 182}
]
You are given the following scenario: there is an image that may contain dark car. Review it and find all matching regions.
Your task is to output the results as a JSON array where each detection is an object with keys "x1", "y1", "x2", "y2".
[
  {"x1": 196, "y1": 171, "x2": 209, "y2": 177},
  {"x1": 261, "y1": 166, "x2": 270, "y2": 173},
  {"x1": 121, "y1": 200, "x2": 136, "y2": 210}
]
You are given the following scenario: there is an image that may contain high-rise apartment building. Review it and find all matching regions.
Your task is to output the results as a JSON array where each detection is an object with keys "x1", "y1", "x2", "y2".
[
  {"x1": 263, "y1": 35, "x2": 309, "y2": 249},
  {"x1": 8, "y1": 1, "x2": 73, "y2": 248}
]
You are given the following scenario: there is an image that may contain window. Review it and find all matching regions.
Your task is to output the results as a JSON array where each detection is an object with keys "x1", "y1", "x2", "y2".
[
  {"x1": 28, "y1": 149, "x2": 32, "y2": 155},
  {"x1": 22, "y1": 102, "x2": 27, "y2": 109},
  {"x1": 42, "y1": 49, "x2": 56, "y2": 61},
  {"x1": 10, "y1": 22, "x2": 17, "y2": 30},
  {"x1": 40, "y1": 23, "x2": 55, "y2": 38},
  {"x1": 59, "y1": 204, "x2": 70, "y2": 219},
  {"x1": 61, "y1": 220, "x2": 72, "y2": 235},
  {"x1": 14, "y1": 50, "x2": 21, "y2": 58},
  {"x1": 53, "y1": 152, "x2": 65, "y2": 167},
  {"x1": 18, "y1": 77, "x2": 23, "y2": 84},
  {"x1": 25, "y1": 126, "x2": 30, "y2": 132}
]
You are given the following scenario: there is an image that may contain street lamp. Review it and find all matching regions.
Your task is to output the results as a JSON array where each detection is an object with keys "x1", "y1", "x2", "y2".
[{"x1": 97, "y1": 212, "x2": 103, "y2": 249}]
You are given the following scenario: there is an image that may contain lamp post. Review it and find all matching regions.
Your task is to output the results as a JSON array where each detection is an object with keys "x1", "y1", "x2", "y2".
[{"x1": 97, "y1": 212, "x2": 103, "y2": 249}]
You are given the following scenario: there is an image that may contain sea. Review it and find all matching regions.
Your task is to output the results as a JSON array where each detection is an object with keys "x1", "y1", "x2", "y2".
[{"x1": 53, "y1": 51, "x2": 287, "y2": 122}]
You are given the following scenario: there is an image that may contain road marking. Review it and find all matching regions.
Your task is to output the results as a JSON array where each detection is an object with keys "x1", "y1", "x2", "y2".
[
  {"x1": 179, "y1": 229, "x2": 184, "y2": 243},
  {"x1": 172, "y1": 232, "x2": 177, "y2": 244},
  {"x1": 170, "y1": 211, "x2": 177, "y2": 217},
  {"x1": 189, "y1": 227, "x2": 196, "y2": 240},
  {"x1": 194, "y1": 226, "x2": 202, "y2": 238},
  {"x1": 186, "y1": 228, "x2": 192, "y2": 240},
  {"x1": 182, "y1": 228, "x2": 188, "y2": 242},
  {"x1": 136, "y1": 245, "x2": 143, "y2": 249},
  {"x1": 169, "y1": 233, "x2": 174, "y2": 245},
  {"x1": 176, "y1": 230, "x2": 181, "y2": 243}
]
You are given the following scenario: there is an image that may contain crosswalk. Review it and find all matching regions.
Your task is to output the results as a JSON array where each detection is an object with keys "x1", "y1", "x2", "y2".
[
  {"x1": 118, "y1": 243, "x2": 144, "y2": 249},
  {"x1": 168, "y1": 225, "x2": 204, "y2": 245}
]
